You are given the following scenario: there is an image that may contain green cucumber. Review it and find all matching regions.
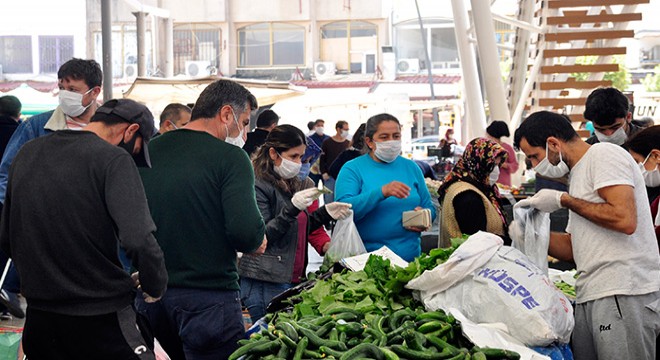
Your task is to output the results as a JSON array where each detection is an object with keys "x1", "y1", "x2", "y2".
[
  {"x1": 228, "y1": 338, "x2": 269, "y2": 360},
  {"x1": 338, "y1": 343, "x2": 386, "y2": 360},
  {"x1": 390, "y1": 344, "x2": 456, "y2": 360},
  {"x1": 472, "y1": 347, "x2": 521, "y2": 360},
  {"x1": 315, "y1": 320, "x2": 337, "y2": 337},
  {"x1": 319, "y1": 345, "x2": 345, "y2": 358},
  {"x1": 402, "y1": 328, "x2": 426, "y2": 351},
  {"x1": 418, "y1": 320, "x2": 447, "y2": 334},
  {"x1": 276, "y1": 321, "x2": 299, "y2": 342},
  {"x1": 293, "y1": 336, "x2": 309, "y2": 360}
]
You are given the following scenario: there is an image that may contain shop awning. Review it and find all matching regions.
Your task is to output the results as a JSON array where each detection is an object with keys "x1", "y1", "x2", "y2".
[{"x1": 122, "y1": 76, "x2": 303, "y2": 114}]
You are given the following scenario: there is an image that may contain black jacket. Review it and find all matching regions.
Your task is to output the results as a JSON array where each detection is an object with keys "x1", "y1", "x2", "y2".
[
  {"x1": 238, "y1": 178, "x2": 333, "y2": 284},
  {"x1": 243, "y1": 128, "x2": 270, "y2": 156},
  {"x1": 0, "y1": 131, "x2": 167, "y2": 315},
  {"x1": 0, "y1": 115, "x2": 19, "y2": 158}
]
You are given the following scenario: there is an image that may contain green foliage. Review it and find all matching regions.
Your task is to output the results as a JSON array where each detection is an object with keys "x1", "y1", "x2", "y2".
[
  {"x1": 571, "y1": 55, "x2": 630, "y2": 90},
  {"x1": 642, "y1": 65, "x2": 660, "y2": 92}
]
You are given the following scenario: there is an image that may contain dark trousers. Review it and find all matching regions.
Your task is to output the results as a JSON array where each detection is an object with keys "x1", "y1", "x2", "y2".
[
  {"x1": 22, "y1": 305, "x2": 154, "y2": 360},
  {"x1": 135, "y1": 288, "x2": 245, "y2": 360}
]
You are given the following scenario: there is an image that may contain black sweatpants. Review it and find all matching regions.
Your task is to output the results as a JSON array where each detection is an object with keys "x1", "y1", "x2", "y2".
[{"x1": 22, "y1": 305, "x2": 154, "y2": 360}]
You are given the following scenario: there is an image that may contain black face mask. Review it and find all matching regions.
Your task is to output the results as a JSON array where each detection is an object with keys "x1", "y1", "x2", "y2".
[{"x1": 118, "y1": 133, "x2": 145, "y2": 166}]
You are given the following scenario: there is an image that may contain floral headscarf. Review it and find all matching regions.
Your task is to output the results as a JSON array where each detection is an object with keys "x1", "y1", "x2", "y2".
[{"x1": 439, "y1": 138, "x2": 508, "y2": 217}]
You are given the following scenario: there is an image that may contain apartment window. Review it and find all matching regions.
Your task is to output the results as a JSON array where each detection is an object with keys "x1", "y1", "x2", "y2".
[
  {"x1": 39, "y1": 36, "x2": 74, "y2": 73},
  {"x1": 320, "y1": 21, "x2": 378, "y2": 73},
  {"x1": 93, "y1": 25, "x2": 152, "y2": 78},
  {"x1": 395, "y1": 19, "x2": 459, "y2": 71},
  {"x1": 0, "y1": 36, "x2": 32, "y2": 73},
  {"x1": 238, "y1": 23, "x2": 304, "y2": 67},
  {"x1": 173, "y1": 24, "x2": 221, "y2": 75}
]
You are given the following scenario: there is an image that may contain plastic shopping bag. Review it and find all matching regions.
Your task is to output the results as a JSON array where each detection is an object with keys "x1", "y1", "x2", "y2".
[
  {"x1": 325, "y1": 210, "x2": 366, "y2": 263},
  {"x1": 512, "y1": 206, "x2": 551, "y2": 275},
  {"x1": 419, "y1": 246, "x2": 574, "y2": 346},
  {"x1": 0, "y1": 330, "x2": 21, "y2": 360}
]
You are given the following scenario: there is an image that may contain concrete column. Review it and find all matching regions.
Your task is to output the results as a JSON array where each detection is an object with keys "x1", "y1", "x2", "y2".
[
  {"x1": 133, "y1": 11, "x2": 149, "y2": 77},
  {"x1": 451, "y1": 0, "x2": 487, "y2": 141},
  {"x1": 164, "y1": 17, "x2": 174, "y2": 78},
  {"x1": 470, "y1": 0, "x2": 511, "y2": 123},
  {"x1": 101, "y1": 0, "x2": 113, "y2": 102}
]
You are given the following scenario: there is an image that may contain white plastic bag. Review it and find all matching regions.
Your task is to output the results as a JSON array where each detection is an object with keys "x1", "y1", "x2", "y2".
[
  {"x1": 419, "y1": 246, "x2": 574, "y2": 346},
  {"x1": 326, "y1": 211, "x2": 366, "y2": 261},
  {"x1": 407, "y1": 231, "x2": 502, "y2": 295},
  {"x1": 512, "y1": 206, "x2": 551, "y2": 275}
]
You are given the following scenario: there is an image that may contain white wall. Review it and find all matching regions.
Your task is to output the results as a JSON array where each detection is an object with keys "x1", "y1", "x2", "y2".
[{"x1": 1, "y1": 0, "x2": 87, "y2": 77}]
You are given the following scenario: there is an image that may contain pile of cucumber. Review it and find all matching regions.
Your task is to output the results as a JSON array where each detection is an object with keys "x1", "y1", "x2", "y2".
[{"x1": 230, "y1": 305, "x2": 521, "y2": 360}]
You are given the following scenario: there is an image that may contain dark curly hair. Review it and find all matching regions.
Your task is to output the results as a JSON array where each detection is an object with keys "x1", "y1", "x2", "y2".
[
  {"x1": 583, "y1": 87, "x2": 629, "y2": 127},
  {"x1": 57, "y1": 58, "x2": 103, "y2": 88}
]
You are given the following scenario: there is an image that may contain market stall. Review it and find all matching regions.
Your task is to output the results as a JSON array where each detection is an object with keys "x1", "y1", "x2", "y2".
[{"x1": 230, "y1": 231, "x2": 576, "y2": 360}]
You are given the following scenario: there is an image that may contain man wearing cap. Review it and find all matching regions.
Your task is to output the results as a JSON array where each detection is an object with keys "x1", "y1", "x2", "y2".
[
  {"x1": 0, "y1": 99, "x2": 168, "y2": 359},
  {"x1": 136, "y1": 79, "x2": 266, "y2": 360}
]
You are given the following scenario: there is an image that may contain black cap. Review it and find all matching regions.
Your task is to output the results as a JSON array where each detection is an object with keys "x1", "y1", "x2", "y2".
[{"x1": 92, "y1": 99, "x2": 157, "y2": 167}]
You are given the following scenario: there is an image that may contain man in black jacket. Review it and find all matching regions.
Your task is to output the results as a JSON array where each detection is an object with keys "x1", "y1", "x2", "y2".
[
  {"x1": 0, "y1": 99, "x2": 167, "y2": 360},
  {"x1": 243, "y1": 109, "x2": 279, "y2": 155},
  {"x1": 0, "y1": 95, "x2": 21, "y2": 155}
]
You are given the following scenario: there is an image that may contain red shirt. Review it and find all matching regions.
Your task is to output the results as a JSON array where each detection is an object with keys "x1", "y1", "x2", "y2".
[{"x1": 291, "y1": 199, "x2": 330, "y2": 283}]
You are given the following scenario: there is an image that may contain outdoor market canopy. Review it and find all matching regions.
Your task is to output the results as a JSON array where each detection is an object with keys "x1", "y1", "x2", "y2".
[{"x1": 122, "y1": 76, "x2": 303, "y2": 115}]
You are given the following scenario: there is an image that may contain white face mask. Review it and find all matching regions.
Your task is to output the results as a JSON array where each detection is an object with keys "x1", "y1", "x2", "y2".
[
  {"x1": 274, "y1": 153, "x2": 302, "y2": 179},
  {"x1": 638, "y1": 152, "x2": 660, "y2": 187},
  {"x1": 225, "y1": 109, "x2": 246, "y2": 148},
  {"x1": 534, "y1": 142, "x2": 570, "y2": 178},
  {"x1": 488, "y1": 166, "x2": 500, "y2": 186},
  {"x1": 59, "y1": 88, "x2": 93, "y2": 117},
  {"x1": 373, "y1": 140, "x2": 401, "y2": 163},
  {"x1": 341, "y1": 130, "x2": 349, "y2": 139},
  {"x1": 595, "y1": 125, "x2": 627, "y2": 145},
  {"x1": 315, "y1": 127, "x2": 324, "y2": 136}
]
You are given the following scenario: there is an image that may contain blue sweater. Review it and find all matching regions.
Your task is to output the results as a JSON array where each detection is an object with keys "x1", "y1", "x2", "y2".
[{"x1": 335, "y1": 154, "x2": 436, "y2": 262}]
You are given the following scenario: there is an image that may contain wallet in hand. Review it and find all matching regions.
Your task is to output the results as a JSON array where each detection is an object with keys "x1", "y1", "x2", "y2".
[{"x1": 402, "y1": 209, "x2": 432, "y2": 229}]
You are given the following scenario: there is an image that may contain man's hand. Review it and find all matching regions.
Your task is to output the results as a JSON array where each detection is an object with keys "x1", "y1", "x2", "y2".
[
  {"x1": 251, "y1": 235, "x2": 267, "y2": 255},
  {"x1": 382, "y1": 181, "x2": 410, "y2": 199},
  {"x1": 132, "y1": 272, "x2": 162, "y2": 303},
  {"x1": 292, "y1": 188, "x2": 321, "y2": 210},
  {"x1": 515, "y1": 189, "x2": 565, "y2": 213},
  {"x1": 325, "y1": 202, "x2": 352, "y2": 220}
]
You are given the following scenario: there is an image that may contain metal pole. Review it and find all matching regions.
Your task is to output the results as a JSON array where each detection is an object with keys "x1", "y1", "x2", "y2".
[
  {"x1": 451, "y1": 0, "x2": 487, "y2": 141},
  {"x1": 164, "y1": 17, "x2": 174, "y2": 78},
  {"x1": 511, "y1": 47, "x2": 544, "y2": 130},
  {"x1": 101, "y1": 0, "x2": 113, "y2": 103},
  {"x1": 470, "y1": 0, "x2": 511, "y2": 122},
  {"x1": 414, "y1": 0, "x2": 439, "y2": 131},
  {"x1": 134, "y1": 11, "x2": 148, "y2": 77}
]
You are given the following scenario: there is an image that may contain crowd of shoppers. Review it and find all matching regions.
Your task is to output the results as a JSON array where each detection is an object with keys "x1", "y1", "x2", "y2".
[{"x1": 0, "y1": 54, "x2": 658, "y2": 360}]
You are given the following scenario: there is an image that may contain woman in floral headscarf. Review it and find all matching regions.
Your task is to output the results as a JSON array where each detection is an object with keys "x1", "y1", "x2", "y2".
[{"x1": 438, "y1": 138, "x2": 509, "y2": 246}]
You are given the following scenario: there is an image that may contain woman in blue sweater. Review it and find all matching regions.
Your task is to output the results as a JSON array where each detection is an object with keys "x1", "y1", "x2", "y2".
[{"x1": 335, "y1": 113, "x2": 436, "y2": 261}]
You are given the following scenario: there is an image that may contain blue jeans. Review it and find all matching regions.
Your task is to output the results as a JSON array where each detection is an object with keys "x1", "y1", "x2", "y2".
[
  {"x1": 135, "y1": 288, "x2": 244, "y2": 360},
  {"x1": 240, "y1": 278, "x2": 292, "y2": 323}
]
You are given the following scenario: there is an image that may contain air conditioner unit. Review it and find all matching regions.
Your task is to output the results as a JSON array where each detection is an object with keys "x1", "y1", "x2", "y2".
[
  {"x1": 124, "y1": 64, "x2": 137, "y2": 79},
  {"x1": 185, "y1": 60, "x2": 212, "y2": 77},
  {"x1": 313, "y1": 61, "x2": 336, "y2": 79},
  {"x1": 397, "y1": 58, "x2": 420, "y2": 75}
]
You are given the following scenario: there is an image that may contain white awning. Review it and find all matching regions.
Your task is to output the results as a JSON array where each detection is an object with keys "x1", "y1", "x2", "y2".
[{"x1": 122, "y1": 76, "x2": 303, "y2": 114}]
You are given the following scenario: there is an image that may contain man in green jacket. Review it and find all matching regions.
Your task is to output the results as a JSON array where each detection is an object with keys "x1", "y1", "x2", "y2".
[{"x1": 136, "y1": 79, "x2": 266, "y2": 360}]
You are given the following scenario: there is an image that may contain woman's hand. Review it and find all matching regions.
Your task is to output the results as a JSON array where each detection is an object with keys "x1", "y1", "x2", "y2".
[
  {"x1": 404, "y1": 206, "x2": 429, "y2": 232},
  {"x1": 382, "y1": 181, "x2": 410, "y2": 199}
]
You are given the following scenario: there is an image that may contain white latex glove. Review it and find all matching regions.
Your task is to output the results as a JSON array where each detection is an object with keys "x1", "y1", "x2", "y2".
[
  {"x1": 325, "y1": 202, "x2": 352, "y2": 220},
  {"x1": 515, "y1": 189, "x2": 565, "y2": 213},
  {"x1": 508, "y1": 220, "x2": 524, "y2": 245},
  {"x1": 291, "y1": 187, "x2": 322, "y2": 210}
]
